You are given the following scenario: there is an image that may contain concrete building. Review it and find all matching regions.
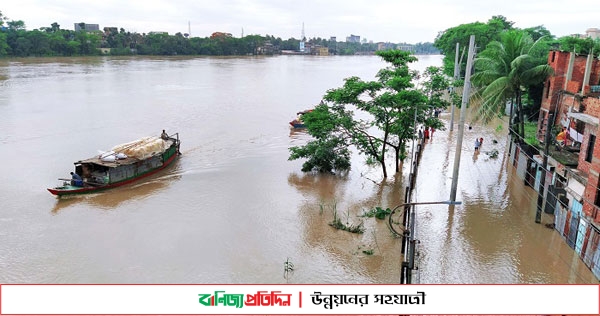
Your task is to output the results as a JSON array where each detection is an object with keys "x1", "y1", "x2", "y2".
[
  {"x1": 346, "y1": 34, "x2": 360, "y2": 43},
  {"x1": 533, "y1": 49, "x2": 600, "y2": 279},
  {"x1": 586, "y1": 28, "x2": 600, "y2": 40},
  {"x1": 315, "y1": 46, "x2": 329, "y2": 56},
  {"x1": 74, "y1": 23, "x2": 99, "y2": 32}
]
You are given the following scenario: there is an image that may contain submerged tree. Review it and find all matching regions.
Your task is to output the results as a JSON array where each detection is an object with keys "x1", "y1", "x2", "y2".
[
  {"x1": 471, "y1": 30, "x2": 553, "y2": 139},
  {"x1": 289, "y1": 50, "x2": 441, "y2": 178},
  {"x1": 288, "y1": 104, "x2": 351, "y2": 173}
]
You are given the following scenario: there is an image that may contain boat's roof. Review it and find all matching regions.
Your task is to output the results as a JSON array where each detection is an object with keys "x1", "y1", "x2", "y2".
[
  {"x1": 76, "y1": 156, "x2": 141, "y2": 168},
  {"x1": 75, "y1": 137, "x2": 175, "y2": 168}
]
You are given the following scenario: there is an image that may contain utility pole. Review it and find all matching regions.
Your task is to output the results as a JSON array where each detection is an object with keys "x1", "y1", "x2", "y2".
[
  {"x1": 536, "y1": 113, "x2": 554, "y2": 223},
  {"x1": 450, "y1": 42, "x2": 459, "y2": 131},
  {"x1": 450, "y1": 35, "x2": 475, "y2": 202}
]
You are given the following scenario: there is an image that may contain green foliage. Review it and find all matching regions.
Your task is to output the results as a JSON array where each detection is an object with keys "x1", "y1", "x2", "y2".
[
  {"x1": 556, "y1": 36, "x2": 600, "y2": 57},
  {"x1": 360, "y1": 206, "x2": 392, "y2": 219},
  {"x1": 329, "y1": 210, "x2": 365, "y2": 234},
  {"x1": 434, "y1": 16, "x2": 515, "y2": 76},
  {"x1": 289, "y1": 50, "x2": 442, "y2": 178},
  {"x1": 0, "y1": 10, "x2": 442, "y2": 57},
  {"x1": 486, "y1": 149, "x2": 500, "y2": 158},
  {"x1": 362, "y1": 249, "x2": 374, "y2": 255},
  {"x1": 471, "y1": 29, "x2": 553, "y2": 139},
  {"x1": 524, "y1": 121, "x2": 540, "y2": 147},
  {"x1": 288, "y1": 136, "x2": 351, "y2": 173},
  {"x1": 289, "y1": 104, "x2": 351, "y2": 173},
  {"x1": 422, "y1": 66, "x2": 451, "y2": 128}
]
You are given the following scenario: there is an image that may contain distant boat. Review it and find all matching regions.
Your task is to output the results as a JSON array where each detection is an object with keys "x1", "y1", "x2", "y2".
[
  {"x1": 47, "y1": 132, "x2": 181, "y2": 196},
  {"x1": 289, "y1": 109, "x2": 313, "y2": 128}
]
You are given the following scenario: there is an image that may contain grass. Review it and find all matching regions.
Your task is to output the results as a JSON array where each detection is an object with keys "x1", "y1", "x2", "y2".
[
  {"x1": 485, "y1": 149, "x2": 499, "y2": 158},
  {"x1": 495, "y1": 124, "x2": 503, "y2": 133},
  {"x1": 523, "y1": 121, "x2": 540, "y2": 147},
  {"x1": 283, "y1": 257, "x2": 294, "y2": 283},
  {"x1": 329, "y1": 209, "x2": 365, "y2": 234},
  {"x1": 360, "y1": 206, "x2": 392, "y2": 219}
]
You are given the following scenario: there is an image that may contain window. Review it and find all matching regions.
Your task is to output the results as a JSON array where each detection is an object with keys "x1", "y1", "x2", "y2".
[
  {"x1": 545, "y1": 80, "x2": 551, "y2": 99},
  {"x1": 585, "y1": 134, "x2": 596, "y2": 163},
  {"x1": 551, "y1": 51, "x2": 556, "y2": 63}
]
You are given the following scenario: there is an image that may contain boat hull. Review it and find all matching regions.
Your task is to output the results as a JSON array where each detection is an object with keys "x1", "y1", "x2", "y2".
[
  {"x1": 48, "y1": 140, "x2": 180, "y2": 196},
  {"x1": 289, "y1": 120, "x2": 305, "y2": 128}
]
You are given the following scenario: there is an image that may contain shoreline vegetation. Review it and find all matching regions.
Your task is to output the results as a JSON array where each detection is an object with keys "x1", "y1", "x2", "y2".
[{"x1": 0, "y1": 12, "x2": 439, "y2": 58}]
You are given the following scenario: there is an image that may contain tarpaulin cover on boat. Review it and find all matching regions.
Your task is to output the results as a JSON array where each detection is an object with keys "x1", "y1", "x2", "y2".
[{"x1": 111, "y1": 136, "x2": 172, "y2": 160}]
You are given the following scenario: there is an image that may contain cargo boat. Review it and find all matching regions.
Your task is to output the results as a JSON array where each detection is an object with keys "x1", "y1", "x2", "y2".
[
  {"x1": 289, "y1": 109, "x2": 313, "y2": 128},
  {"x1": 48, "y1": 132, "x2": 181, "y2": 196}
]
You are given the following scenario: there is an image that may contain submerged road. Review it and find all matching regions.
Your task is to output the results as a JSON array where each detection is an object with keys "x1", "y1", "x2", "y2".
[{"x1": 411, "y1": 114, "x2": 598, "y2": 283}]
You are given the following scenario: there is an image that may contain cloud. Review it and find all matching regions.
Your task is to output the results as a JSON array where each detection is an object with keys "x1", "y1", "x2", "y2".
[{"x1": 1, "y1": 0, "x2": 598, "y2": 43}]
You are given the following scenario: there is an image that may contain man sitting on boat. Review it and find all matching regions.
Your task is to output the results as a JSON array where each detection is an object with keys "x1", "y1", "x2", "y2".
[{"x1": 70, "y1": 172, "x2": 84, "y2": 187}]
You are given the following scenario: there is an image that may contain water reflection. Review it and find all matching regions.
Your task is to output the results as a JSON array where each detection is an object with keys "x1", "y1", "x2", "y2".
[
  {"x1": 288, "y1": 171, "x2": 405, "y2": 282},
  {"x1": 51, "y1": 162, "x2": 182, "y2": 213},
  {"x1": 289, "y1": 128, "x2": 308, "y2": 139},
  {"x1": 287, "y1": 172, "x2": 348, "y2": 200}
]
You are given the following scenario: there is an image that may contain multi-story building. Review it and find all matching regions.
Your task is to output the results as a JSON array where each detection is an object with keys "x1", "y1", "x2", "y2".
[
  {"x1": 346, "y1": 34, "x2": 360, "y2": 43},
  {"x1": 74, "y1": 23, "x2": 99, "y2": 32},
  {"x1": 534, "y1": 48, "x2": 600, "y2": 279},
  {"x1": 586, "y1": 28, "x2": 600, "y2": 40}
]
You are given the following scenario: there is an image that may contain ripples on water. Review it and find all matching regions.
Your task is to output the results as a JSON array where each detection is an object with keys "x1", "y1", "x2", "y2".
[{"x1": 0, "y1": 55, "x2": 596, "y2": 284}]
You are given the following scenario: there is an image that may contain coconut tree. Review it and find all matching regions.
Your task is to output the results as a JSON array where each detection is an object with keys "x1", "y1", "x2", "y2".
[{"x1": 471, "y1": 29, "x2": 553, "y2": 139}]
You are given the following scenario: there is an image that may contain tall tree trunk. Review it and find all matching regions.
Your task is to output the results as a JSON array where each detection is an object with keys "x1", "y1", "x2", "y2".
[
  {"x1": 381, "y1": 130, "x2": 389, "y2": 178},
  {"x1": 395, "y1": 146, "x2": 401, "y2": 173},
  {"x1": 381, "y1": 158, "x2": 388, "y2": 178}
]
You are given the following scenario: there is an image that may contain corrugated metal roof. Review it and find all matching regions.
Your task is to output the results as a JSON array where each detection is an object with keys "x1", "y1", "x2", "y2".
[{"x1": 75, "y1": 155, "x2": 141, "y2": 168}]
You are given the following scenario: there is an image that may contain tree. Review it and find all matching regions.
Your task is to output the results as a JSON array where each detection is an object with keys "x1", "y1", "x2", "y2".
[
  {"x1": 434, "y1": 16, "x2": 514, "y2": 76},
  {"x1": 557, "y1": 36, "x2": 600, "y2": 57},
  {"x1": 471, "y1": 30, "x2": 554, "y2": 139},
  {"x1": 288, "y1": 105, "x2": 351, "y2": 173},
  {"x1": 523, "y1": 25, "x2": 553, "y2": 42},
  {"x1": 0, "y1": 11, "x2": 7, "y2": 56},
  {"x1": 7, "y1": 20, "x2": 25, "y2": 30},
  {"x1": 289, "y1": 50, "x2": 436, "y2": 178},
  {"x1": 49, "y1": 22, "x2": 60, "y2": 33},
  {"x1": 421, "y1": 66, "x2": 451, "y2": 127}
]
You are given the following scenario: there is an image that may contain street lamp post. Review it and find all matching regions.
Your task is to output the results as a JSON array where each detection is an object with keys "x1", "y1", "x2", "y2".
[{"x1": 388, "y1": 200, "x2": 462, "y2": 284}]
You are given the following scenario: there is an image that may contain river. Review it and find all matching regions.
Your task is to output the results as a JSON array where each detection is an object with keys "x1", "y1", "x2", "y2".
[{"x1": 0, "y1": 54, "x2": 596, "y2": 284}]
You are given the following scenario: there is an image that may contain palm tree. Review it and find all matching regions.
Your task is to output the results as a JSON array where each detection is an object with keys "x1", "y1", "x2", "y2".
[{"x1": 471, "y1": 30, "x2": 553, "y2": 139}]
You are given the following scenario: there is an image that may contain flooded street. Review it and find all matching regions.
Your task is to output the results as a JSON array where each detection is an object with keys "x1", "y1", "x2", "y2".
[
  {"x1": 414, "y1": 117, "x2": 598, "y2": 283},
  {"x1": 0, "y1": 55, "x2": 596, "y2": 284}
]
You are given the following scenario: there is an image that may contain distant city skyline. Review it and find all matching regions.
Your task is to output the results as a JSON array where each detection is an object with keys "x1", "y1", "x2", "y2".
[{"x1": 2, "y1": 0, "x2": 598, "y2": 43}]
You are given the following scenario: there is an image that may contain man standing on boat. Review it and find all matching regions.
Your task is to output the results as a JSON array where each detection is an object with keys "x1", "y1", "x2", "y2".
[{"x1": 161, "y1": 129, "x2": 169, "y2": 140}]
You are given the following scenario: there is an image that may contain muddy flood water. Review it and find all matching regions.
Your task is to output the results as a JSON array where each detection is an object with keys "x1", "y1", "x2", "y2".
[{"x1": 0, "y1": 55, "x2": 597, "y2": 284}]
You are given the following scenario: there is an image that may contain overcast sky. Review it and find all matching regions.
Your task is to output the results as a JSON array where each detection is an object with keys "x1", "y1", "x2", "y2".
[{"x1": 1, "y1": 0, "x2": 598, "y2": 43}]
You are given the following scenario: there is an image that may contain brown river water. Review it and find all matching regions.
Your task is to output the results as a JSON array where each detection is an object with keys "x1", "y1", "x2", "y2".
[{"x1": 0, "y1": 55, "x2": 596, "y2": 284}]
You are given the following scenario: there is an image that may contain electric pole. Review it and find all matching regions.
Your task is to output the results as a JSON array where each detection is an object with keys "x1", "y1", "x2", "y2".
[
  {"x1": 536, "y1": 113, "x2": 554, "y2": 223},
  {"x1": 450, "y1": 35, "x2": 475, "y2": 202},
  {"x1": 450, "y1": 42, "x2": 459, "y2": 131}
]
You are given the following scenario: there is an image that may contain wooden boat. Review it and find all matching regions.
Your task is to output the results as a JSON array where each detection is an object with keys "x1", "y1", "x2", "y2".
[
  {"x1": 47, "y1": 132, "x2": 181, "y2": 196},
  {"x1": 289, "y1": 109, "x2": 312, "y2": 128}
]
